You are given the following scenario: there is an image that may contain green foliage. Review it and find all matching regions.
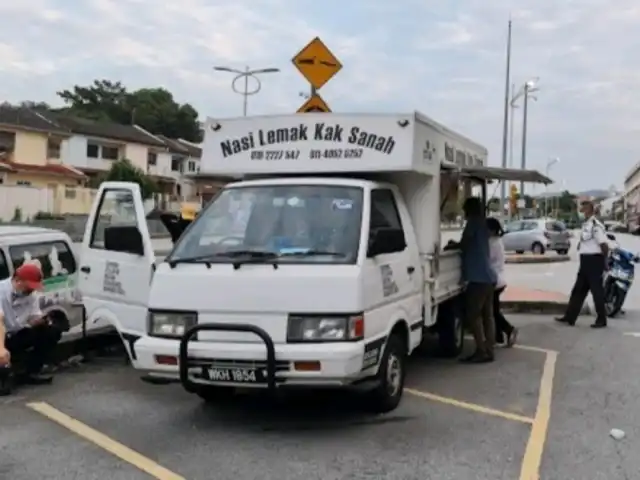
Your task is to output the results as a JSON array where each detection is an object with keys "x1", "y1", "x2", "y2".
[
  {"x1": 34, "y1": 211, "x2": 62, "y2": 220},
  {"x1": 104, "y1": 159, "x2": 157, "y2": 200},
  {"x1": 55, "y1": 79, "x2": 202, "y2": 142},
  {"x1": 12, "y1": 207, "x2": 22, "y2": 222}
]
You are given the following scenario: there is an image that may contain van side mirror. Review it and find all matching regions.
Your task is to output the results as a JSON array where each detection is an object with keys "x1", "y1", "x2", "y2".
[
  {"x1": 368, "y1": 228, "x2": 406, "y2": 257},
  {"x1": 104, "y1": 225, "x2": 145, "y2": 255},
  {"x1": 606, "y1": 233, "x2": 616, "y2": 241}
]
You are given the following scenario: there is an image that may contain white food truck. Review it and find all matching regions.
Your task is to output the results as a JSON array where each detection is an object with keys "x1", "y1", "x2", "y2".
[{"x1": 78, "y1": 112, "x2": 550, "y2": 413}]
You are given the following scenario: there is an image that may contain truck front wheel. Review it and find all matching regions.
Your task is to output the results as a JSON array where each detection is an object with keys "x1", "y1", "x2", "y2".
[{"x1": 365, "y1": 334, "x2": 406, "y2": 414}]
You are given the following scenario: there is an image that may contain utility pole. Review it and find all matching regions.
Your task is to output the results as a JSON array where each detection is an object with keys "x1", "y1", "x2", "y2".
[
  {"x1": 520, "y1": 82, "x2": 530, "y2": 196},
  {"x1": 499, "y1": 19, "x2": 513, "y2": 218}
]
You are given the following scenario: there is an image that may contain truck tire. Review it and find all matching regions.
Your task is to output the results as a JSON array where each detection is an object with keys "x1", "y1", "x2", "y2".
[
  {"x1": 365, "y1": 334, "x2": 406, "y2": 414},
  {"x1": 436, "y1": 300, "x2": 464, "y2": 357},
  {"x1": 195, "y1": 385, "x2": 236, "y2": 404}
]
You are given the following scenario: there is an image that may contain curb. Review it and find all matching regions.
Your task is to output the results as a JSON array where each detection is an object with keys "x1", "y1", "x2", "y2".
[
  {"x1": 501, "y1": 300, "x2": 591, "y2": 316},
  {"x1": 505, "y1": 254, "x2": 570, "y2": 264}
]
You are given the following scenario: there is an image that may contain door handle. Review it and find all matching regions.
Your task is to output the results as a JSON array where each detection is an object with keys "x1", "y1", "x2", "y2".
[
  {"x1": 80, "y1": 266, "x2": 91, "y2": 274},
  {"x1": 407, "y1": 266, "x2": 415, "y2": 274}
]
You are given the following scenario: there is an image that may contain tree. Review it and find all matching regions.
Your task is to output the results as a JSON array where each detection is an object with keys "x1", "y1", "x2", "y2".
[
  {"x1": 97, "y1": 159, "x2": 157, "y2": 199},
  {"x1": 57, "y1": 79, "x2": 202, "y2": 142},
  {"x1": 557, "y1": 191, "x2": 577, "y2": 214}
]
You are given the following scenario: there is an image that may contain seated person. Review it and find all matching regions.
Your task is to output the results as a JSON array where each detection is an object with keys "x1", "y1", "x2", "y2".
[{"x1": 0, "y1": 264, "x2": 62, "y2": 395}]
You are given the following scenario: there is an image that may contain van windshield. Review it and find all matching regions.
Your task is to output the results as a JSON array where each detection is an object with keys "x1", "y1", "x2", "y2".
[{"x1": 169, "y1": 185, "x2": 364, "y2": 264}]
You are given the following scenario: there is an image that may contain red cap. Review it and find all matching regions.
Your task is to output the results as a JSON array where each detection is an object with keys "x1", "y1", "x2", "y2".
[{"x1": 15, "y1": 263, "x2": 44, "y2": 291}]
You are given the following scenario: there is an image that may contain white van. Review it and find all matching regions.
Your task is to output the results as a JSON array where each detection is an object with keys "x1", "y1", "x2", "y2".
[
  {"x1": 0, "y1": 226, "x2": 87, "y2": 341},
  {"x1": 78, "y1": 113, "x2": 550, "y2": 413}
]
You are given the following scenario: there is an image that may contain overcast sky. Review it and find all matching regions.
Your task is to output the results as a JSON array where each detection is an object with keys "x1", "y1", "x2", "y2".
[{"x1": 0, "y1": 0, "x2": 638, "y2": 192}]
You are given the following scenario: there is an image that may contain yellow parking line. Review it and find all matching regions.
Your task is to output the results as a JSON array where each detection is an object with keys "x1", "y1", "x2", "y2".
[
  {"x1": 26, "y1": 402, "x2": 185, "y2": 480},
  {"x1": 513, "y1": 344, "x2": 558, "y2": 355},
  {"x1": 405, "y1": 388, "x2": 534, "y2": 424},
  {"x1": 519, "y1": 350, "x2": 558, "y2": 480}
]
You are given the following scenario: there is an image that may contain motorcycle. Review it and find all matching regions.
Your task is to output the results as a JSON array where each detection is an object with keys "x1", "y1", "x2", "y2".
[{"x1": 604, "y1": 233, "x2": 639, "y2": 317}]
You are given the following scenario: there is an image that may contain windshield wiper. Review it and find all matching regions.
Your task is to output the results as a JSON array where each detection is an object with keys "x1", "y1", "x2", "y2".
[
  {"x1": 167, "y1": 250, "x2": 278, "y2": 269},
  {"x1": 226, "y1": 250, "x2": 279, "y2": 270},
  {"x1": 278, "y1": 249, "x2": 344, "y2": 257}
]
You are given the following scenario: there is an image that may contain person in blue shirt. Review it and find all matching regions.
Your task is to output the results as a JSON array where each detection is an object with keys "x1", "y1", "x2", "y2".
[{"x1": 457, "y1": 197, "x2": 497, "y2": 363}]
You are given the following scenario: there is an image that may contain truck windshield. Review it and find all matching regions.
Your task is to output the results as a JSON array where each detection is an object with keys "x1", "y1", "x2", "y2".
[{"x1": 169, "y1": 185, "x2": 364, "y2": 264}]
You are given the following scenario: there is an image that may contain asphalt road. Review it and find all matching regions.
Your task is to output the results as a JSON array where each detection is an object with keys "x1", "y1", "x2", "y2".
[{"x1": 3, "y1": 313, "x2": 640, "y2": 479}]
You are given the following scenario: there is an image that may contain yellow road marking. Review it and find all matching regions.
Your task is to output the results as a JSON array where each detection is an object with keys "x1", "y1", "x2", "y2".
[
  {"x1": 519, "y1": 350, "x2": 558, "y2": 480},
  {"x1": 406, "y1": 388, "x2": 534, "y2": 424},
  {"x1": 513, "y1": 344, "x2": 558, "y2": 355},
  {"x1": 27, "y1": 402, "x2": 185, "y2": 480}
]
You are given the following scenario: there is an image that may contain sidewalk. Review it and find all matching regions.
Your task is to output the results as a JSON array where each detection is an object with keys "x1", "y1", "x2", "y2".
[
  {"x1": 501, "y1": 286, "x2": 590, "y2": 315},
  {"x1": 505, "y1": 253, "x2": 570, "y2": 264}
]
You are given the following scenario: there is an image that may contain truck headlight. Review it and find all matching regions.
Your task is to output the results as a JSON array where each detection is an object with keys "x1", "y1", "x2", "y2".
[
  {"x1": 148, "y1": 310, "x2": 197, "y2": 338},
  {"x1": 287, "y1": 314, "x2": 364, "y2": 342}
]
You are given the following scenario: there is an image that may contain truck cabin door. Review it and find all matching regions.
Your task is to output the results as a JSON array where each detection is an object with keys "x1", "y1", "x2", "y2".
[
  {"x1": 363, "y1": 188, "x2": 423, "y2": 348},
  {"x1": 77, "y1": 182, "x2": 156, "y2": 365}
]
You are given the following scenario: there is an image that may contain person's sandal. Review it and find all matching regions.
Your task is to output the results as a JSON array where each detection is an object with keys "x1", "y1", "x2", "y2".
[{"x1": 506, "y1": 328, "x2": 519, "y2": 348}]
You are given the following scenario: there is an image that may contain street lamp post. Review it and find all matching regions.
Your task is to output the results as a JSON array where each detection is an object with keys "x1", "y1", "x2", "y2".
[
  {"x1": 544, "y1": 157, "x2": 559, "y2": 216},
  {"x1": 516, "y1": 78, "x2": 540, "y2": 196},
  {"x1": 506, "y1": 84, "x2": 520, "y2": 221},
  {"x1": 213, "y1": 65, "x2": 280, "y2": 116}
]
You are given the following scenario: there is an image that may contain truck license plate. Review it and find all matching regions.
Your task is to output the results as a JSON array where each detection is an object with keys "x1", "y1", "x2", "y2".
[{"x1": 207, "y1": 367, "x2": 263, "y2": 383}]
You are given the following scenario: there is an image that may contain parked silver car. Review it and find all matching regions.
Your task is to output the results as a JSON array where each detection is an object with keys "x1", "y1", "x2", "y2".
[{"x1": 502, "y1": 219, "x2": 571, "y2": 255}]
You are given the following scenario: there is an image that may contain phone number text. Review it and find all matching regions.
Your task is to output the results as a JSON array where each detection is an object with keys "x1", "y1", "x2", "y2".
[{"x1": 249, "y1": 148, "x2": 364, "y2": 161}]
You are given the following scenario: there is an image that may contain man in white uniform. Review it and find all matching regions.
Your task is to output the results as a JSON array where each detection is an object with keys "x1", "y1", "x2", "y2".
[{"x1": 555, "y1": 200, "x2": 608, "y2": 328}]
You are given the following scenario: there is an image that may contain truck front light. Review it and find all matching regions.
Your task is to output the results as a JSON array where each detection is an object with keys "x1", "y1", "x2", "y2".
[
  {"x1": 287, "y1": 314, "x2": 364, "y2": 342},
  {"x1": 148, "y1": 310, "x2": 197, "y2": 338}
]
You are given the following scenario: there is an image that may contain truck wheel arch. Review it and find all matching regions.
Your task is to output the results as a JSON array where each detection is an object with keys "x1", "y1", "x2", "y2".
[{"x1": 388, "y1": 318, "x2": 410, "y2": 354}]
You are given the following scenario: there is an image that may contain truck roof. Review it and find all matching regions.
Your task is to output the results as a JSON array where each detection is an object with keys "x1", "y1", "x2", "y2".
[
  {"x1": 199, "y1": 112, "x2": 488, "y2": 177},
  {"x1": 0, "y1": 225, "x2": 70, "y2": 242}
]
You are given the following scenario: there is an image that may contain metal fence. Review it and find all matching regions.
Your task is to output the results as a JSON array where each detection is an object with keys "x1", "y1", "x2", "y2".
[
  {"x1": 1, "y1": 216, "x2": 462, "y2": 244},
  {"x1": 1, "y1": 215, "x2": 170, "y2": 242}
]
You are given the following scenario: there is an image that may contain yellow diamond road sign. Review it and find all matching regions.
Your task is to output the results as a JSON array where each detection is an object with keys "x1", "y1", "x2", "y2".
[
  {"x1": 292, "y1": 37, "x2": 342, "y2": 90},
  {"x1": 297, "y1": 94, "x2": 331, "y2": 113}
]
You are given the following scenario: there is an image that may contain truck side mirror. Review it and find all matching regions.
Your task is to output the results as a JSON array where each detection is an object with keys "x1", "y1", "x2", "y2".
[
  {"x1": 368, "y1": 228, "x2": 406, "y2": 257},
  {"x1": 104, "y1": 226, "x2": 145, "y2": 256}
]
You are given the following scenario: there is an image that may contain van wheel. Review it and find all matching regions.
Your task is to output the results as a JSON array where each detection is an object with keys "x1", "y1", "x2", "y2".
[
  {"x1": 437, "y1": 302, "x2": 464, "y2": 357},
  {"x1": 195, "y1": 385, "x2": 236, "y2": 404},
  {"x1": 532, "y1": 242, "x2": 545, "y2": 255},
  {"x1": 365, "y1": 334, "x2": 406, "y2": 414}
]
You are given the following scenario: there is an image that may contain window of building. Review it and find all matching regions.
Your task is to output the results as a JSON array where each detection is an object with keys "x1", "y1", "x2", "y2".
[
  {"x1": 0, "y1": 131, "x2": 15, "y2": 153},
  {"x1": 47, "y1": 138, "x2": 61, "y2": 159},
  {"x1": 65, "y1": 186, "x2": 76, "y2": 199},
  {"x1": 147, "y1": 151, "x2": 157, "y2": 166},
  {"x1": 171, "y1": 155, "x2": 183, "y2": 172},
  {"x1": 87, "y1": 143, "x2": 99, "y2": 158},
  {"x1": 101, "y1": 146, "x2": 119, "y2": 160},
  {"x1": 16, "y1": 180, "x2": 31, "y2": 186},
  {"x1": 188, "y1": 161, "x2": 196, "y2": 172}
]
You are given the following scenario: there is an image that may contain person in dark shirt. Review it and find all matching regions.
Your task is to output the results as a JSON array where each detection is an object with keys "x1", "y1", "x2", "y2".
[{"x1": 458, "y1": 197, "x2": 497, "y2": 363}]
